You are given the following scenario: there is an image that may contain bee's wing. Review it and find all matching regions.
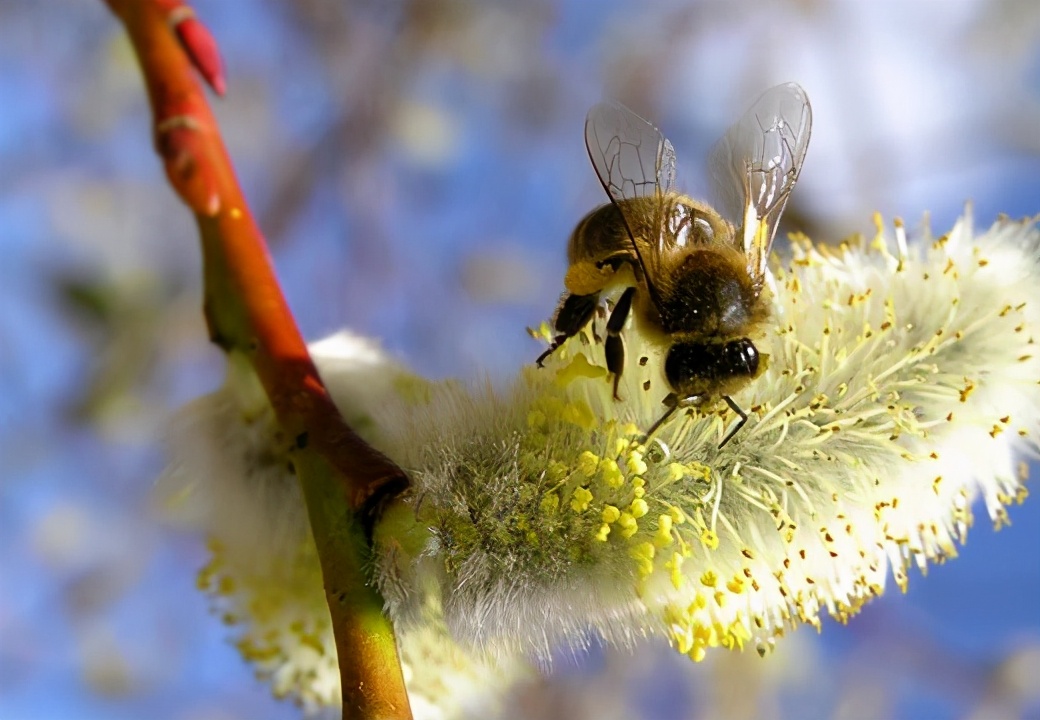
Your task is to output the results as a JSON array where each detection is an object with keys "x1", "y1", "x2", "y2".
[
  {"x1": 708, "y1": 83, "x2": 812, "y2": 285},
  {"x1": 585, "y1": 101, "x2": 676, "y2": 283}
]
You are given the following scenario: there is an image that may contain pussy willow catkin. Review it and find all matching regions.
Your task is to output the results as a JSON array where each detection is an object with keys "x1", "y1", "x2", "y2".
[{"x1": 161, "y1": 212, "x2": 1038, "y2": 716}]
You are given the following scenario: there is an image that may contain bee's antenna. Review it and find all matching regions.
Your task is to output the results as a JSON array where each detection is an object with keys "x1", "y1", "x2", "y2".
[{"x1": 718, "y1": 396, "x2": 748, "y2": 449}]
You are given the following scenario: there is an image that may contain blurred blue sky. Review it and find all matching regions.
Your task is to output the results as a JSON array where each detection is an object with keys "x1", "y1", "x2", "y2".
[{"x1": 2, "y1": 1, "x2": 1039, "y2": 718}]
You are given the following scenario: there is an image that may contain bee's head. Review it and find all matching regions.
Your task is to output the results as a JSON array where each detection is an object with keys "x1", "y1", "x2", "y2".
[{"x1": 664, "y1": 338, "x2": 760, "y2": 397}]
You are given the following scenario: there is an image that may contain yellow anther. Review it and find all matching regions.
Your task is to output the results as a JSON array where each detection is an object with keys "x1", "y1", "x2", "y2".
[
  {"x1": 631, "y1": 476, "x2": 646, "y2": 498},
  {"x1": 626, "y1": 450, "x2": 648, "y2": 475},
  {"x1": 570, "y1": 486, "x2": 593, "y2": 513},
  {"x1": 599, "y1": 459, "x2": 624, "y2": 488},
  {"x1": 668, "y1": 506, "x2": 687, "y2": 524},
  {"x1": 613, "y1": 437, "x2": 630, "y2": 456},
  {"x1": 618, "y1": 512, "x2": 638, "y2": 539},
  {"x1": 620, "y1": 422, "x2": 642, "y2": 437},
  {"x1": 629, "y1": 542, "x2": 656, "y2": 577},
  {"x1": 665, "y1": 551, "x2": 685, "y2": 589},
  {"x1": 701, "y1": 528, "x2": 720, "y2": 550},
  {"x1": 577, "y1": 450, "x2": 600, "y2": 477},
  {"x1": 654, "y1": 514, "x2": 674, "y2": 548}
]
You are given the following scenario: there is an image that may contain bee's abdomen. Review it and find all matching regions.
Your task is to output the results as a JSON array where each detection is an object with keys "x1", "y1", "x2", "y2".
[
  {"x1": 565, "y1": 203, "x2": 637, "y2": 296},
  {"x1": 567, "y1": 203, "x2": 630, "y2": 264}
]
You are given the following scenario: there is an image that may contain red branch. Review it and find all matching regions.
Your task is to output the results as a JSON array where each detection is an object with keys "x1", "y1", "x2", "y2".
[
  {"x1": 100, "y1": 1, "x2": 412, "y2": 717},
  {"x1": 104, "y1": 0, "x2": 407, "y2": 508}
]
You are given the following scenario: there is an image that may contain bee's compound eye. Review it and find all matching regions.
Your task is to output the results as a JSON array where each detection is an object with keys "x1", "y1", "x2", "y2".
[
  {"x1": 725, "y1": 339, "x2": 759, "y2": 377},
  {"x1": 664, "y1": 343, "x2": 707, "y2": 392},
  {"x1": 693, "y1": 216, "x2": 714, "y2": 242}
]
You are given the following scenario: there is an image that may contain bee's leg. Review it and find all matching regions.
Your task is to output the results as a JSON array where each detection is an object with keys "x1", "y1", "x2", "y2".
[
  {"x1": 536, "y1": 291, "x2": 600, "y2": 367},
  {"x1": 718, "y1": 395, "x2": 748, "y2": 449},
  {"x1": 604, "y1": 286, "x2": 636, "y2": 400},
  {"x1": 605, "y1": 335, "x2": 625, "y2": 400},
  {"x1": 595, "y1": 255, "x2": 631, "y2": 273},
  {"x1": 644, "y1": 392, "x2": 694, "y2": 442},
  {"x1": 643, "y1": 395, "x2": 679, "y2": 442},
  {"x1": 592, "y1": 304, "x2": 608, "y2": 343}
]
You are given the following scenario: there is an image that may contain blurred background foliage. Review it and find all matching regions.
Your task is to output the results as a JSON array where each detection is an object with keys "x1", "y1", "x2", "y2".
[{"x1": 1, "y1": 0, "x2": 1039, "y2": 718}]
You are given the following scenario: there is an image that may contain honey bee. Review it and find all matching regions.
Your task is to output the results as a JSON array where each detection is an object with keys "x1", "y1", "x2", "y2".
[{"x1": 537, "y1": 83, "x2": 812, "y2": 447}]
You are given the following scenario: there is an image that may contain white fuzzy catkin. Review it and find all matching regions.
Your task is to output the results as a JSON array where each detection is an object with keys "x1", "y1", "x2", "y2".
[
  {"x1": 160, "y1": 334, "x2": 533, "y2": 717},
  {"x1": 161, "y1": 212, "x2": 1038, "y2": 714}
]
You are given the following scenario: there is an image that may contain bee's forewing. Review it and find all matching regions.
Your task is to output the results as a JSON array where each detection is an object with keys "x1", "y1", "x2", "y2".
[
  {"x1": 708, "y1": 83, "x2": 812, "y2": 284},
  {"x1": 586, "y1": 101, "x2": 676, "y2": 204},
  {"x1": 585, "y1": 101, "x2": 676, "y2": 273}
]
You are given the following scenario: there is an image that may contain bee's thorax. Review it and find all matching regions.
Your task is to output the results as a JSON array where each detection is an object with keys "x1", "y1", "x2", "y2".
[{"x1": 654, "y1": 250, "x2": 758, "y2": 337}]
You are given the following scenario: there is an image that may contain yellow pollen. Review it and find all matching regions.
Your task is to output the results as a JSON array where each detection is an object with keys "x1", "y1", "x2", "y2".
[
  {"x1": 562, "y1": 400, "x2": 596, "y2": 429},
  {"x1": 554, "y1": 352, "x2": 606, "y2": 387}
]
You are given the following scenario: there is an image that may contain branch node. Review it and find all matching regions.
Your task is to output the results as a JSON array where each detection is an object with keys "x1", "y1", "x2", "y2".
[
  {"x1": 156, "y1": 115, "x2": 221, "y2": 216},
  {"x1": 359, "y1": 473, "x2": 411, "y2": 543}
]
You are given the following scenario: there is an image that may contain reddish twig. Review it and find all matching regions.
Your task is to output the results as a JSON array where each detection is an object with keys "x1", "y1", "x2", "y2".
[{"x1": 100, "y1": 1, "x2": 413, "y2": 717}]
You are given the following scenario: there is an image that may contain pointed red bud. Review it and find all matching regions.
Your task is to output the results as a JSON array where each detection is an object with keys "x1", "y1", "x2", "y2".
[{"x1": 170, "y1": 6, "x2": 226, "y2": 96}]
